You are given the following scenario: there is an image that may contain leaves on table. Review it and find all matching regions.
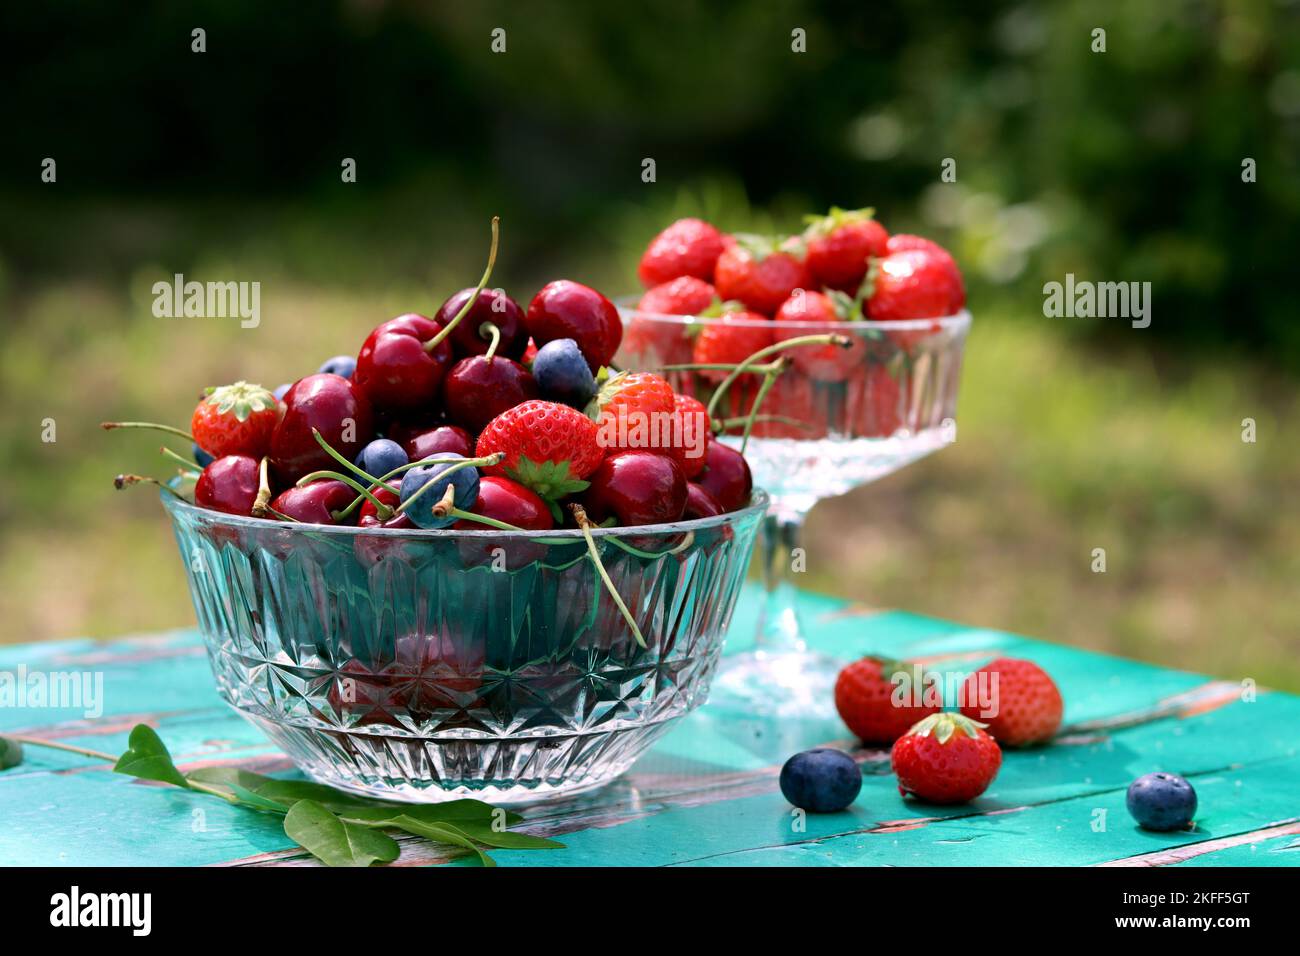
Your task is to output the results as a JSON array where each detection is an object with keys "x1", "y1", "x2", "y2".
[
  {"x1": 112, "y1": 724, "x2": 189, "y2": 788},
  {"x1": 284, "y1": 800, "x2": 401, "y2": 867},
  {"x1": 0, "y1": 737, "x2": 22, "y2": 770}
]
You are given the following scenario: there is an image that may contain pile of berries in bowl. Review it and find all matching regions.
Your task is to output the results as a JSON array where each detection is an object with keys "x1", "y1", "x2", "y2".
[{"x1": 108, "y1": 220, "x2": 768, "y2": 804}]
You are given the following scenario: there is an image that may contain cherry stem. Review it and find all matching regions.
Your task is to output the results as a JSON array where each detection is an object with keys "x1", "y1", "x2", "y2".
[
  {"x1": 423, "y1": 216, "x2": 501, "y2": 354},
  {"x1": 480, "y1": 322, "x2": 502, "y2": 362},
  {"x1": 608, "y1": 531, "x2": 695, "y2": 560},
  {"x1": 1, "y1": 734, "x2": 117, "y2": 762},
  {"x1": 392, "y1": 453, "x2": 504, "y2": 516},
  {"x1": 310, "y1": 428, "x2": 397, "y2": 494},
  {"x1": 740, "y1": 358, "x2": 788, "y2": 455},
  {"x1": 296, "y1": 470, "x2": 393, "y2": 519},
  {"x1": 251, "y1": 456, "x2": 274, "y2": 518},
  {"x1": 114, "y1": 474, "x2": 185, "y2": 499},
  {"x1": 101, "y1": 421, "x2": 195, "y2": 443},
  {"x1": 159, "y1": 445, "x2": 201, "y2": 471},
  {"x1": 661, "y1": 361, "x2": 785, "y2": 373},
  {"x1": 712, "y1": 413, "x2": 813, "y2": 433},
  {"x1": 704, "y1": 333, "x2": 852, "y2": 420},
  {"x1": 447, "y1": 508, "x2": 525, "y2": 532},
  {"x1": 569, "y1": 504, "x2": 646, "y2": 649},
  {"x1": 430, "y1": 483, "x2": 457, "y2": 518}
]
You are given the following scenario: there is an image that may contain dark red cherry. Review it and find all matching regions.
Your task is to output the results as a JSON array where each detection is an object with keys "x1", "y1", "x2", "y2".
[
  {"x1": 692, "y1": 440, "x2": 752, "y2": 513},
  {"x1": 353, "y1": 313, "x2": 454, "y2": 413},
  {"x1": 526, "y1": 280, "x2": 623, "y2": 372},
  {"x1": 435, "y1": 288, "x2": 527, "y2": 360},
  {"x1": 269, "y1": 479, "x2": 355, "y2": 524},
  {"x1": 683, "y1": 482, "x2": 724, "y2": 519},
  {"x1": 403, "y1": 425, "x2": 474, "y2": 461},
  {"x1": 270, "y1": 373, "x2": 374, "y2": 484},
  {"x1": 195, "y1": 454, "x2": 260, "y2": 516},
  {"x1": 442, "y1": 356, "x2": 538, "y2": 434},
  {"x1": 353, "y1": 488, "x2": 417, "y2": 568},
  {"x1": 582, "y1": 451, "x2": 687, "y2": 526},
  {"x1": 454, "y1": 476, "x2": 553, "y2": 566}
]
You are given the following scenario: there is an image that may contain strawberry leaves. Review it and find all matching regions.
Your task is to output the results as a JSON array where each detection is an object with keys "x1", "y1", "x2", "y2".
[
  {"x1": 506, "y1": 456, "x2": 591, "y2": 516},
  {"x1": 202, "y1": 381, "x2": 278, "y2": 422}
]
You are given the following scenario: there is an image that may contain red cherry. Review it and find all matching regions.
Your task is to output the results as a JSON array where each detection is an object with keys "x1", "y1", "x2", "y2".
[
  {"x1": 582, "y1": 451, "x2": 687, "y2": 526},
  {"x1": 269, "y1": 479, "x2": 355, "y2": 524},
  {"x1": 442, "y1": 355, "x2": 538, "y2": 434},
  {"x1": 353, "y1": 313, "x2": 454, "y2": 413},
  {"x1": 454, "y1": 476, "x2": 553, "y2": 566},
  {"x1": 403, "y1": 425, "x2": 474, "y2": 461},
  {"x1": 194, "y1": 454, "x2": 260, "y2": 516},
  {"x1": 353, "y1": 489, "x2": 416, "y2": 568},
  {"x1": 693, "y1": 440, "x2": 752, "y2": 512},
  {"x1": 526, "y1": 280, "x2": 623, "y2": 372},
  {"x1": 435, "y1": 288, "x2": 527, "y2": 360},
  {"x1": 683, "y1": 482, "x2": 724, "y2": 519},
  {"x1": 270, "y1": 373, "x2": 374, "y2": 484}
]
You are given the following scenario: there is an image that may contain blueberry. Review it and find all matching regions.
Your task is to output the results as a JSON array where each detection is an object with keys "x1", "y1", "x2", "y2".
[
  {"x1": 1126, "y1": 772, "x2": 1197, "y2": 831},
  {"x1": 273, "y1": 382, "x2": 292, "y2": 401},
  {"x1": 532, "y1": 338, "x2": 597, "y2": 409},
  {"x1": 318, "y1": 355, "x2": 357, "y2": 379},
  {"x1": 399, "y1": 455, "x2": 480, "y2": 529},
  {"x1": 193, "y1": 443, "x2": 215, "y2": 469},
  {"x1": 354, "y1": 438, "x2": 408, "y2": 481},
  {"x1": 779, "y1": 748, "x2": 862, "y2": 813}
]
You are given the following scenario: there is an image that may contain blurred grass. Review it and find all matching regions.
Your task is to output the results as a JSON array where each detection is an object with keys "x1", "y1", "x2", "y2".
[{"x1": 1, "y1": 198, "x2": 1297, "y2": 695}]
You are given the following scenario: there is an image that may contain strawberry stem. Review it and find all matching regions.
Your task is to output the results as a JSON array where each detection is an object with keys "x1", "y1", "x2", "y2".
[
  {"x1": 424, "y1": 216, "x2": 501, "y2": 354},
  {"x1": 101, "y1": 421, "x2": 195, "y2": 443},
  {"x1": 570, "y1": 504, "x2": 646, "y2": 649}
]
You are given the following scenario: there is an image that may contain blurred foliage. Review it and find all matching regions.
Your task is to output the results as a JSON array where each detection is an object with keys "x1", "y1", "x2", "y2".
[{"x1": 0, "y1": 2, "x2": 1297, "y2": 689}]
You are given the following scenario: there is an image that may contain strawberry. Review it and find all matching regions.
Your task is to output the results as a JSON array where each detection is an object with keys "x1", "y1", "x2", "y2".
[
  {"x1": 475, "y1": 400, "x2": 604, "y2": 505},
  {"x1": 638, "y1": 217, "x2": 726, "y2": 287},
  {"x1": 891, "y1": 712, "x2": 1002, "y2": 804},
  {"x1": 866, "y1": 247, "x2": 966, "y2": 321},
  {"x1": 671, "y1": 393, "x2": 711, "y2": 478},
  {"x1": 803, "y1": 207, "x2": 889, "y2": 294},
  {"x1": 750, "y1": 371, "x2": 821, "y2": 439},
  {"x1": 773, "y1": 289, "x2": 870, "y2": 383},
  {"x1": 190, "y1": 381, "x2": 282, "y2": 459},
  {"x1": 959, "y1": 657, "x2": 1063, "y2": 747},
  {"x1": 591, "y1": 371, "x2": 677, "y2": 456},
  {"x1": 690, "y1": 309, "x2": 773, "y2": 382},
  {"x1": 852, "y1": 362, "x2": 905, "y2": 438},
  {"x1": 637, "y1": 276, "x2": 717, "y2": 317},
  {"x1": 835, "y1": 657, "x2": 940, "y2": 745},
  {"x1": 714, "y1": 235, "x2": 810, "y2": 315}
]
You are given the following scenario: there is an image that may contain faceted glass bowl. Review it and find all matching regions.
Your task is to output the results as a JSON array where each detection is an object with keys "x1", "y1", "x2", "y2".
[{"x1": 163, "y1": 490, "x2": 767, "y2": 804}]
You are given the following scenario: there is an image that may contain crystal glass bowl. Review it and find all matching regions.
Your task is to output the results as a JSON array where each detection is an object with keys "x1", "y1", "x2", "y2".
[{"x1": 163, "y1": 490, "x2": 767, "y2": 804}]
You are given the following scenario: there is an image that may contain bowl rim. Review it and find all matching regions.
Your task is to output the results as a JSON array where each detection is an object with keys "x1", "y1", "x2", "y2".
[
  {"x1": 616, "y1": 297, "x2": 972, "y2": 332},
  {"x1": 161, "y1": 486, "x2": 770, "y2": 539}
]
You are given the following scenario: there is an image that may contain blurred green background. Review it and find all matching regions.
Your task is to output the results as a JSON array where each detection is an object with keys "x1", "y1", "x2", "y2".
[{"x1": 2, "y1": 1, "x2": 1298, "y2": 689}]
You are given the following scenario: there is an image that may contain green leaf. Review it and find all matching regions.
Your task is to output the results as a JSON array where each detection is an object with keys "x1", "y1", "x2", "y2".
[
  {"x1": 284, "y1": 800, "x2": 401, "y2": 867},
  {"x1": 452, "y1": 821, "x2": 564, "y2": 851},
  {"x1": 113, "y1": 724, "x2": 189, "y2": 788},
  {"x1": 388, "y1": 817, "x2": 496, "y2": 867},
  {"x1": 342, "y1": 799, "x2": 519, "y2": 827},
  {"x1": 506, "y1": 456, "x2": 590, "y2": 501},
  {"x1": 0, "y1": 737, "x2": 22, "y2": 770}
]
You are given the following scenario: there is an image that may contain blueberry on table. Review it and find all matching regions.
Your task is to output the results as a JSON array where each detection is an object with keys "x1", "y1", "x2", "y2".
[
  {"x1": 318, "y1": 355, "x2": 357, "y2": 379},
  {"x1": 532, "y1": 338, "x2": 597, "y2": 408},
  {"x1": 354, "y1": 438, "x2": 408, "y2": 481},
  {"x1": 779, "y1": 748, "x2": 862, "y2": 813},
  {"x1": 1126, "y1": 771, "x2": 1197, "y2": 831}
]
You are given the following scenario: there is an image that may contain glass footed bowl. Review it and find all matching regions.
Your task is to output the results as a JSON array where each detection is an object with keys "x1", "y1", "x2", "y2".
[{"x1": 162, "y1": 489, "x2": 767, "y2": 805}]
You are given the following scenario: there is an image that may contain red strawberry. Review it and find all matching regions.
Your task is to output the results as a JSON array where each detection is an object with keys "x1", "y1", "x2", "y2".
[
  {"x1": 835, "y1": 657, "x2": 940, "y2": 745},
  {"x1": 804, "y1": 207, "x2": 889, "y2": 294},
  {"x1": 867, "y1": 247, "x2": 966, "y2": 321},
  {"x1": 671, "y1": 394, "x2": 711, "y2": 478},
  {"x1": 885, "y1": 233, "x2": 947, "y2": 256},
  {"x1": 773, "y1": 289, "x2": 869, "y2": 383},
  {"x1": 637, "y1": 276, "x2": 717, "y2": 316},
  {"x1": 190, "y1": 382, "x2": 282, "y2": 459},
  {"x1": 959, "y1": 657, "x2": 1063, "y2": 747},
  {"x1": 690, "y1": 310, "x2": 773, "y2": 382},
  {"x1": 714, "y1": 235, "x2": 810, "y2": 315},
  {"x1": 853, "y1": 362, "x2": 905, "y2": 438},
  {"x1": 638, "y1": 218, "x2": 726, "y2": 287},
  {"x1": 593, "y1": 371, "x2": 677, "y2": 456},
  {"x1": 475, "y1": 400, "x2": 604, "y2": 504},
  {"x1": 750, "y1": 371, "x2": 821, "y2": 439},
  {"x1": 891, "y1": 712, "x2": 1002, "y2": 804}
]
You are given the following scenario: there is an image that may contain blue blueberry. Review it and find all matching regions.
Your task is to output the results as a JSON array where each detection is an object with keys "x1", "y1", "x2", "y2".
[
  {"x1": 1127, "y1": 772, "x2": 1197, "y2": 831},
  {"x1": 193, "y1": 443, "x2": 215, "y2": 468},
  {"x1": 354, "y1": 439, "x2": 408, "y2": 481},
  {"x1": 779, "y1": 748, "x2": 862, "y2": 813},
  {"x1": 532, "y1": 338, "x2": 597, "y2": 409},
  {"x1": 399, "y1": 455, "x2": 480, "y2": 529},
  {"x1": 318, "y1": 355, "x2": 357, "y2": 379},
  {"x1": 273, "y1": 382, "x2": 292, "y2": 401}
]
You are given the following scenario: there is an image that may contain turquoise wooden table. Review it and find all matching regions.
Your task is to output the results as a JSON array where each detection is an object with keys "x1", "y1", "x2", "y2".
[{"x1": 3, "y1": 585, "x2": 1298, "y2": 867}]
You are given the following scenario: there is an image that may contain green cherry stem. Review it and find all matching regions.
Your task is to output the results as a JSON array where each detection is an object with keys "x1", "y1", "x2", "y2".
[
  {"x1": 393, "y1": 453, "x2": 504, "y2": 517},
  {"x1": 712, "y1": 414, "x2": 812, "y2": 433},
  {"x1": 660, "y1": 361, "x2": 785, "y2": 374},
  {"x1": 446, "y1": 508, "x2": 525, "y2": 532},
  {"x1": 252, "y1": 456, "x2": 274, "y2": 518},
  {"x1": 423, "y1": 216, "x2": 501, "y2": 354},
  {"x1": 159, "y1": 445, "x2": 201, "y2": 472},
  {"x1": 480, "y1": 322, "x2": 502, "y2": 362},
  {"x1": 704, "y1": 333, "x2": 852, "y2": 420},
  {"x1": 740, "y1": 358, "x2": 788, "y2": 455},
  {"x1": 310, "y1": 428, "x2": 396, "y2": 494},
  {"x1": 101, "y1": 421, "x2": 195, "y2": 443},
  {"x1": 570, "y1": 503, "x2": 646, "y2": 649},
  {"x1": 113, "y1": 474, "x2": 186, "y2": 500},
  {"x1": 296, "y1": 470, "x2": 393, "y2": 518}
]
